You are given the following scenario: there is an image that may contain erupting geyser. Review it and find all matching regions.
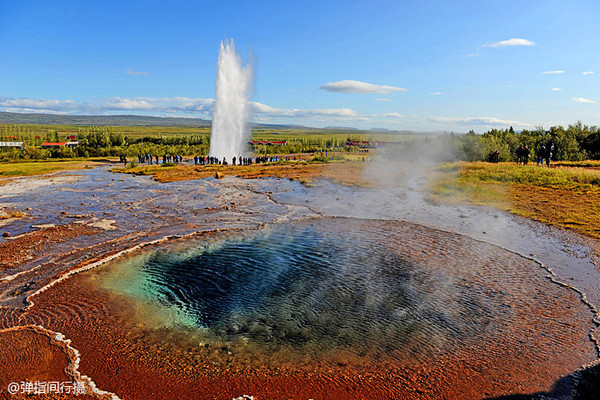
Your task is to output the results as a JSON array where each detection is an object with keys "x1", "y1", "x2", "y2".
[{"x1": 209, "y1": 39, "x2": 253, "y2": 161}]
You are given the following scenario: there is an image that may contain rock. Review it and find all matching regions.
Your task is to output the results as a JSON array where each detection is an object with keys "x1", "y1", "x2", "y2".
[
  {"x1": 87, "y1": 219, "x2": 117, "y2": 230},
  {"x1": 32, "y1": 223, "x2": 56, "y2": 229},
  {"x1": 2, "y1": 232, "x2": 10, "y2": 237}
]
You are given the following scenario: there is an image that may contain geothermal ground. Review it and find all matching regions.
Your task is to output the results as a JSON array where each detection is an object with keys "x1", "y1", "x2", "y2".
[{"x1": 0, "y1": 160, "x2": 599, "y2": 400}]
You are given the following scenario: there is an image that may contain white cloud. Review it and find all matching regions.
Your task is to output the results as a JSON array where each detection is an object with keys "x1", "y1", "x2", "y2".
[
  {"x1": 0, "y1": 96, "x2": 360, "y2": 121},
  {"x1": 0, "y1": 97, "x2": 541, "y2": 130},
  {"x1": 320, "y1": 80, "x2": 408, "y2": 94},
  {"x1": 251, "y1": 101, "x2": 359, "y2": 119},
  {"x1": 102, "y1": 97, "x2": 157, "y2": 110},
  {"x1": 374, "y1": 112, "x2": 403, "y2": 118},
  {"x1": 1, "y1": 96, "x2": 372, "y2": 125},
  {"x1": 582, "y1": 71, "x2": 595, "y2": 75},
  {"x1": 430, "y1": 92, "x2": 444, "y2": 95},
  {"x1": 126, "y1": 69, "x2": 151, "y2": 77},
  {"x1": 0, "y1": 96, "x2": 216, "y2": 116},
  {"x1": 484, "y1": 38, "x2": 536, "y2": 48},
  {"x1": 0, "y1": 97, "x2": 84, "y2": 114},
  {"x1": 428, "y1": 116, "x2": 526, "y2": 126},
  {"x1": 303, "y1": 108, "x2": 358, "y2": 117},
  {"x1": 552, "y1": 88, "x2": 562, "y2": 91},
  {"x1": 572, "y1": 97, "x2": 596, "y2": 104},
  {"x1": 250, "y1": 101, "x2": 279, "y2": 114},
  {"x1": 163, "y1": 97, "x2": 214, "y2": 113},
  {"x1": 373, "y1": 98, "x2": 392, "y2": 101},
  {"x1": 542, "y1": 70, "x2": 566, "y2": 74},
  {"x1": 0, "y1": 97, "x2": 79, "y2": 111},
  {"x1": 100, "y1": 96, "x2": 215, "y2": 113}
]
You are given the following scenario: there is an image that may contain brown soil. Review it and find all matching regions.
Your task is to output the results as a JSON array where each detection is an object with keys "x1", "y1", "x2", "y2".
[
  {"x1": 0, "y1": 328, "x2": 97, "y2": 399},
  {"x1": 509, "y1": 184, "x2": 600, "y2": 238},
  {"x1": 0, "y1": 224, "x2": 101, "y2": 270},
  {"x1": 113, "y1": 160, "x2": 371, "y2": 186}
]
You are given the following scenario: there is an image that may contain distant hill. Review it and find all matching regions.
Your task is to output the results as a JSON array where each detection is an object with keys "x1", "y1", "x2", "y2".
[
  {"x1": 0, "y1": 111, "x2": 311, "y2": 130},
  {"x1": 0, "y1": 111, "x2": 460, "y2": 134},
  {"x1": 324, "y1": 126, "x2": 361, "y2": 131},
  {"x1": 369, "y1": 128, "x2": 456, "y2": 135},
  {"x1": 0, "y1": 111, "x2": 212, "y2": 127}
]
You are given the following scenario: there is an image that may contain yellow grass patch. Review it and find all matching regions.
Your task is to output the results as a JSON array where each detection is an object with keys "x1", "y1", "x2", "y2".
[
  {"x1": 429, "y1": 162, "x2": 600, "y2": 239},
  {"x1": 112, "y1": 160, "x2": 371, "y2": 187},
  {"x1": 0, "y1": 159, "x2": 103, "y2": 180}
]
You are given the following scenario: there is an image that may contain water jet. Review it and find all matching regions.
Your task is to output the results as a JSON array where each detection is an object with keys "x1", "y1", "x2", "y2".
[{"x1": 209, "y1": 39, "x2": 253, "y2": 161}]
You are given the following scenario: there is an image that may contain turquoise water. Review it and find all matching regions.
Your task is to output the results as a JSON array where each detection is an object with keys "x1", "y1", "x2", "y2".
[{"x1": 98, "y1": 218, "x2": 505, "y2": 361}]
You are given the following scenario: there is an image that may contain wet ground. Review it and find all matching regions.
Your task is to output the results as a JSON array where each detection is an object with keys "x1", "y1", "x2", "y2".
[{"x1": 0, "y1": 162, "x2": 599, "y2": 399}]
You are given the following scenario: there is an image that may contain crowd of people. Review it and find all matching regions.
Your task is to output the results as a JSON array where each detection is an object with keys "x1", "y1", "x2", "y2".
[
  {"x1": 488, "y1": 140, "x2": 556, "y2": 167},
  {"x1": 133, "y1": 153, "x2": 185, "y2": 165},
  {"x1": 124, "y1": 154, "x2": 298, "y2": 167},
  {"x1": 194, "y1": 155, "x2": 291, "y2": 165},
  {"x1": 534, "y1": 141, "x2": 555, "y2": 167},
  {"x1": 517, "y1": 140, "x2": 555, "y2": 167},
  {"x1": 514, "y1": 144, "x2": 531, "y2": 165}
]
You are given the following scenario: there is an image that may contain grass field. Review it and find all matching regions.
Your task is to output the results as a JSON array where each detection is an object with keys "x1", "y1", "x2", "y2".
[
  {"x1": 1, "y1": 123, "x2": 414, "y2": 142},
  {"x1": 429, "y1": 162, "x2": 600, "y2": 238},
  {"x1": 0, "y1": 159, "x2": 107, "y2": 180}
]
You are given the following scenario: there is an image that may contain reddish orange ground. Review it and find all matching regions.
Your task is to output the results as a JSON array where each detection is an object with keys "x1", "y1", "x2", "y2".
[
  {"x1": 112, "y1": 160, "x2": 372, "y2": 186},
  {"x1": 0, "y1": 221, "x2": 594, "y2": 400}
]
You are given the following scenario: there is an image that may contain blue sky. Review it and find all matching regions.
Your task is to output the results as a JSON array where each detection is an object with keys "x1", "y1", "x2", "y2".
[{"x1": 0, "y1": 0, "x2": 599, "y2": 132}]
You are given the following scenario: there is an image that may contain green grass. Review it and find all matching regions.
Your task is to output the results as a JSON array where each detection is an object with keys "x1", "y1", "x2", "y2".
[
  {"x1": 433, "y1": 162, "x2": 600, "y2": 191},
  {"x1": 0, "y1": 158, "x2": 108, "y2": 178},
  {"x1": 554, "y1": 160, "x2": 600, "y2": 168},
  {"x1": 428, "y1": 161, "x2": 600, "y2": 239},
  {"x1": 1, "y1": 123, "x2": 417, "y2": 142}
]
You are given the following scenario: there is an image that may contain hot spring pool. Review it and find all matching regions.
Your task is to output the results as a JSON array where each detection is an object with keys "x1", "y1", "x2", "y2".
[{"x1": 93, "y1": 217, "x2": 574, "y2": 367}]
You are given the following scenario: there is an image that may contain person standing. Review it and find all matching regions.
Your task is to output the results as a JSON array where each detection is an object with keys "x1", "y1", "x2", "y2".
[
  {"x1": 515, "y1": 144, "x2": 524, "y2": 164},
  {"x1": 536, "y1": 144, "x2": 546, "y2": 166},
  {"x1": 545, "y1": 140, "x2": 555, "y2": 167}
]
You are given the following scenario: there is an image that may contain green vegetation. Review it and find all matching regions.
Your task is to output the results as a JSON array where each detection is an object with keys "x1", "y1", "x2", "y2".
[
  {"x1": 0, "y1": 123, "x2": 407, "y2": 161},
  {"x1": 433, "y1": 162, "x2": 600, "y2": 190},
  {"x1": 0, "y1": 159, "x2": 107, "y2": 178},
  {"x1": 429, "y1": 162, "x2": 600, "y2": 238},
  {"x1": 462, "y1": 122, "x2": 600, "y2": 162},
  {"x1": 1, "y1": 119, "x2": 600, "y2": 165}
]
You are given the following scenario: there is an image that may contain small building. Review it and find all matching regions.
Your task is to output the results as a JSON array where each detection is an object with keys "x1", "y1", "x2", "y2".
[
  {"x1": 345, "y1": 140, "x2": 372, "y2": 148},
  {"x1": 249, "y1": 140, "x2": 288, "y2": 146},
  {"x1": 41, "y1": 142, "x2": 67, "y2": 148},
  {"x1": 41, "y1": 141, "x2": 79, "y2": 149},
  {"x1": 0, "y1": 141, "x2": 25, "y2": 150}
]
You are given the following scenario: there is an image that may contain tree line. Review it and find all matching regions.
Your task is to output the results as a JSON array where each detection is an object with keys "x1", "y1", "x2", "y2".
[
  {"x1": 459, "y1": 121, "x2": 600, "y2": 162},
  {"x1": 1, "y1": 122, "x2": 599, "y2": 162}
]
